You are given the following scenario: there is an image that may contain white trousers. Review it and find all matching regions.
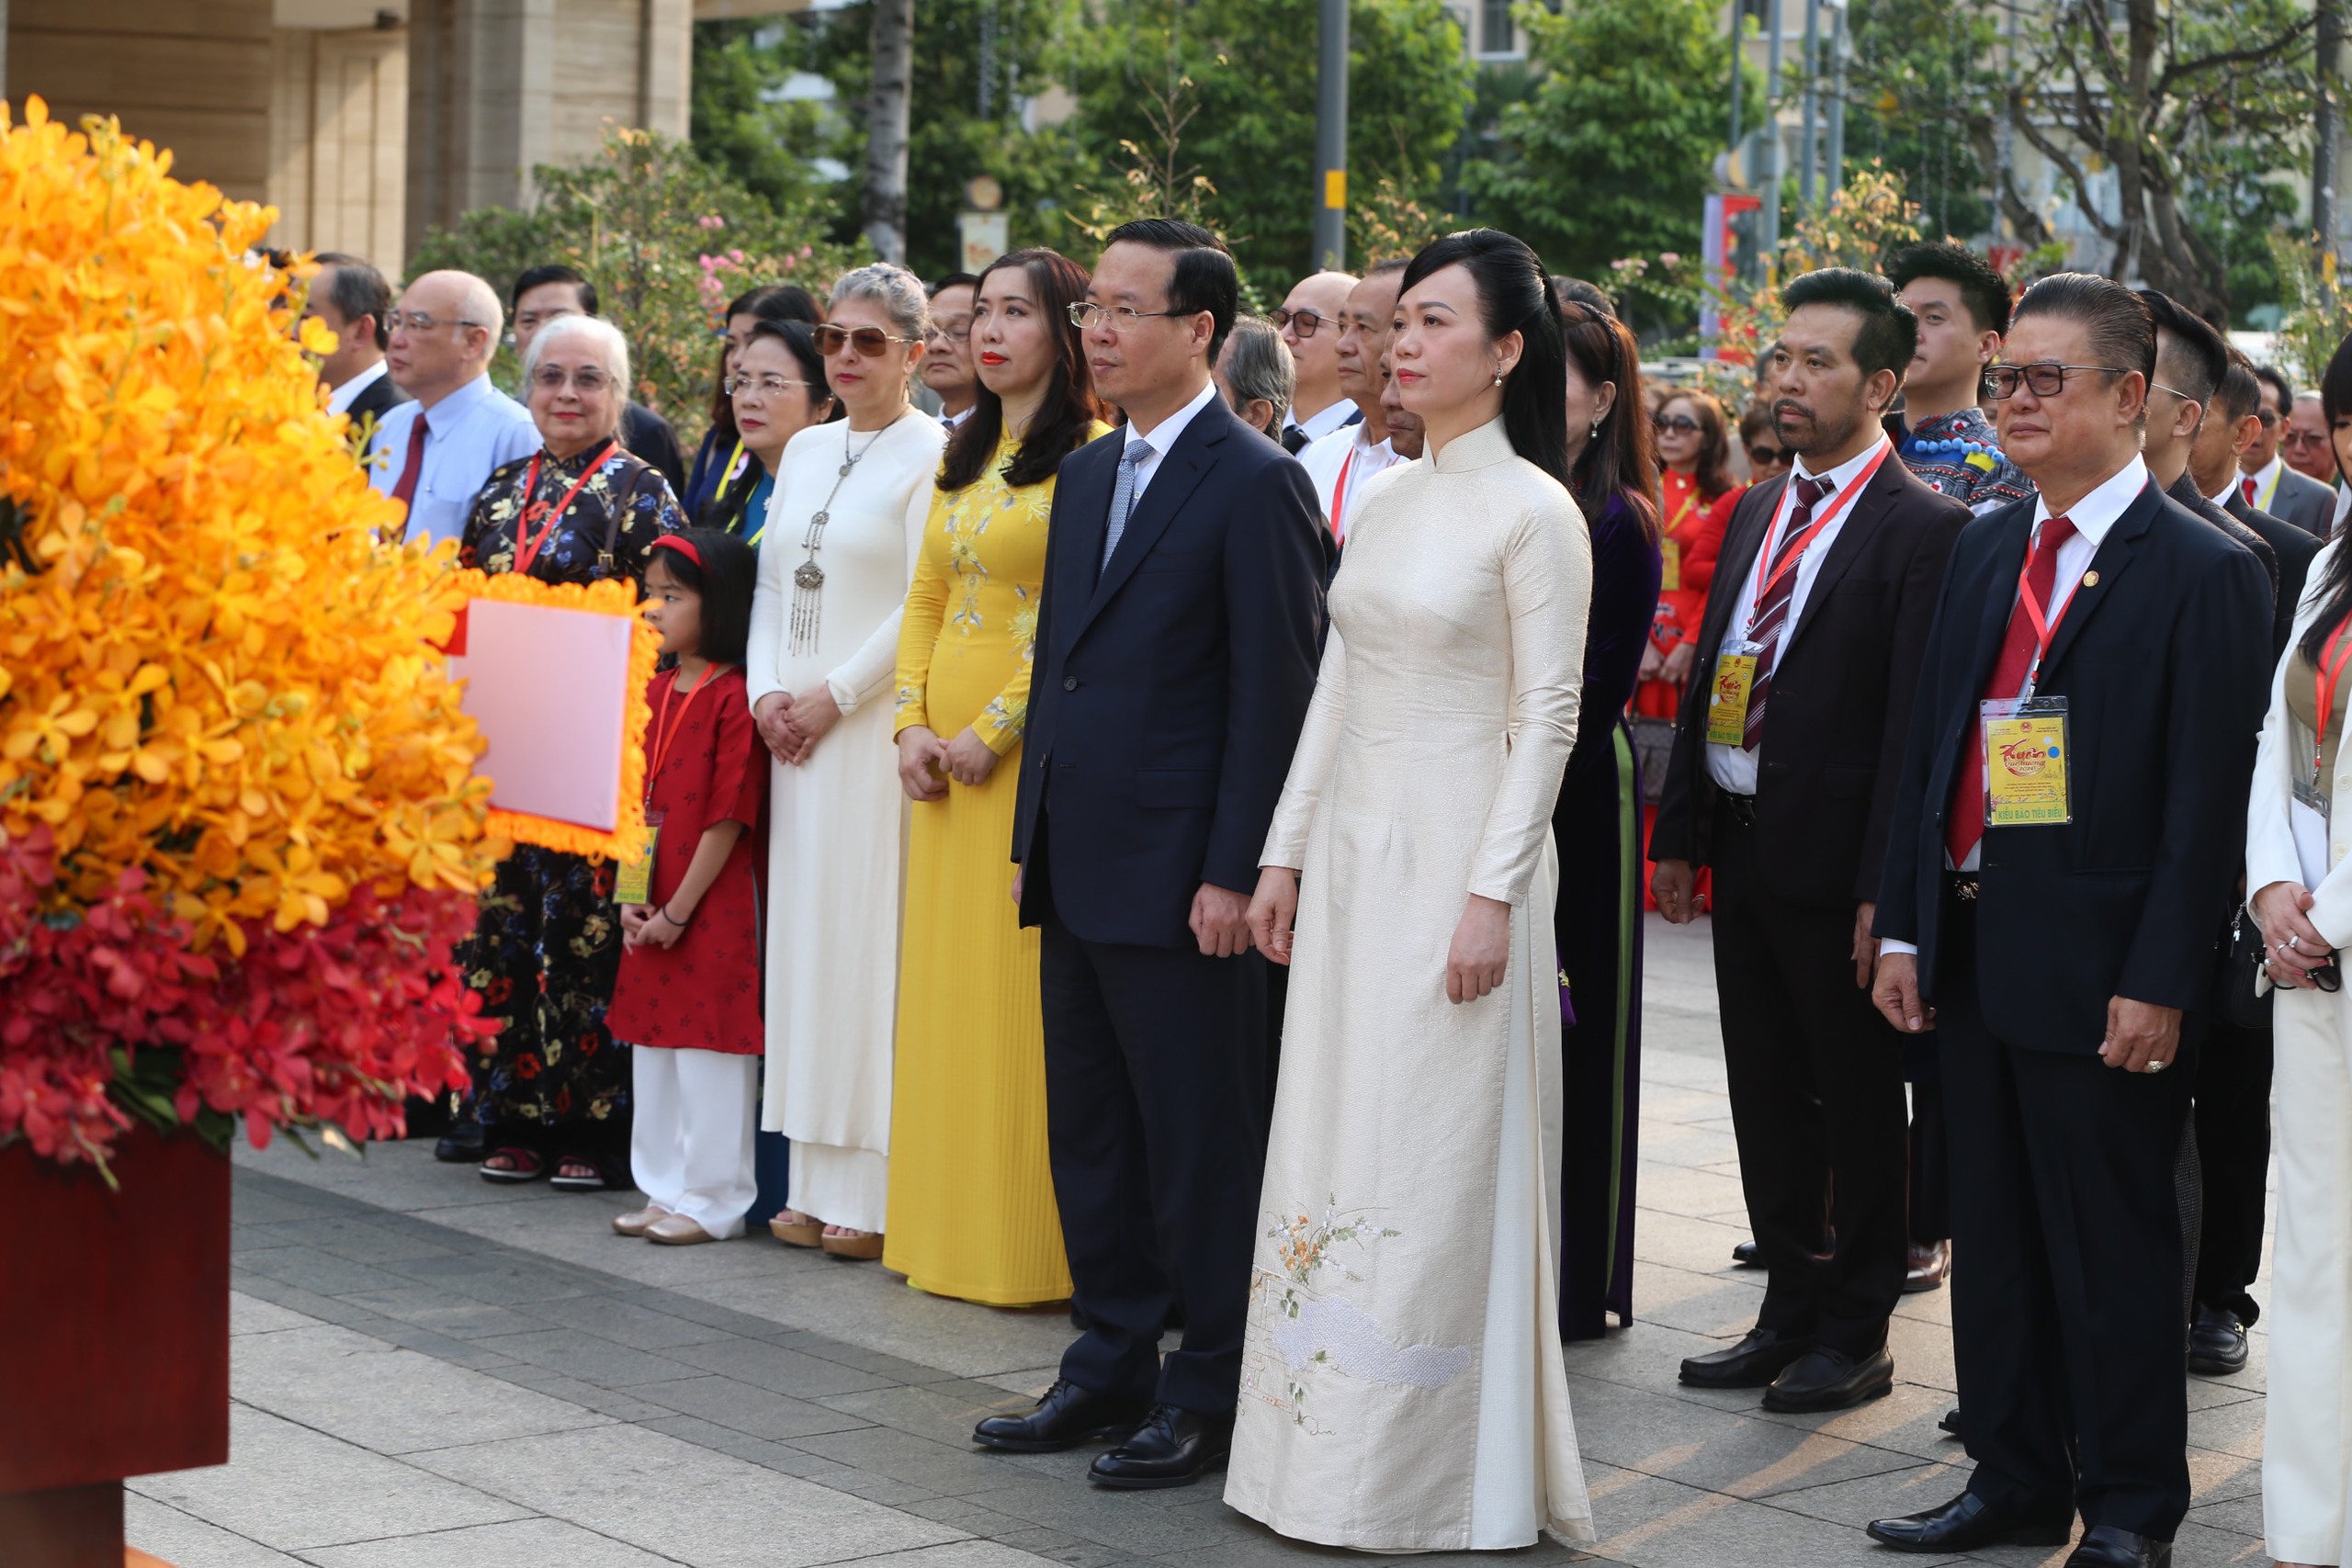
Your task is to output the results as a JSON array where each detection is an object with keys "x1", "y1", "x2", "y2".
[
  {"x1": 788, "y1": 1142, "x2": 888, "y2": 1234},
  {"x1": 2266, "y1": 986, "x2": 2352, "y2": 1566},
  {"x1": 628, "y1": 1048, "x2": 758, "y2": 1240}
]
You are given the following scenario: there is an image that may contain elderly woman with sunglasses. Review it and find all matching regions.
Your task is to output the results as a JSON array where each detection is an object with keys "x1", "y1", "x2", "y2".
[
  {"x1": 454, "y1": 313, "x2": 689, "y2": 1192},
  {"x1": 1634, "y1": 390, "x2": 1736, "y2": 722},
  {"x1": 747, "y1": 263, "x2": 949, "y2": 1260}
]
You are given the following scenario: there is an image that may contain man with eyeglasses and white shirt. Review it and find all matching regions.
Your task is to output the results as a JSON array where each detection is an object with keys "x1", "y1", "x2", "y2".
[
  {"x1": 372, "y1": 270, "x2": 539, "y2": 547},
  {"x1": 1273, "y1": 270, "x2": 1360, "y2": 454}
]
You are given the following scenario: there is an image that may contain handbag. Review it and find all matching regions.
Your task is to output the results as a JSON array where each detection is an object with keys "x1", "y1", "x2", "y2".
[{"x1": 1631, "y1": 715, "x2": 1676, "y2": 807}]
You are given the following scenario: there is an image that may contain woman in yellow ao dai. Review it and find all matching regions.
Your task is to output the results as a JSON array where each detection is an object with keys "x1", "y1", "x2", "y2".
[{"x1": 884, "y1": 248, "x2": 1114, "y2": 1305}]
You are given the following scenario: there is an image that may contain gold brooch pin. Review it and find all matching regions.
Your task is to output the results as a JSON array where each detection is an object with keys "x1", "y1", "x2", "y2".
[{"x1": 2082, "y1": 570, "x2": 2100, "y2": 587}]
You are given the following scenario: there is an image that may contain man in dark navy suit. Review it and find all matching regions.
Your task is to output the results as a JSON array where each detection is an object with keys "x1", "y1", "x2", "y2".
[
  {"x1": 1866, "y1": 276, "x2": 2272, "y2": 1568},
  {"x1": 976, "y1": 220, "x2": 1327, "y2": 1490}
]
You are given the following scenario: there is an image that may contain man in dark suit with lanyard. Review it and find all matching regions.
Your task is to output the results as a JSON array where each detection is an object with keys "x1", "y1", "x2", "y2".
[
  {"x1": 980, "y1": 220, "x2": 1327, "y2": 1490},
  {"x1": 1868, "y1": 275, "x2": 2272, "y2": 1568},
  {"x1": 1653, "y1": 268, "x2": 1969, "y2": 1413}
]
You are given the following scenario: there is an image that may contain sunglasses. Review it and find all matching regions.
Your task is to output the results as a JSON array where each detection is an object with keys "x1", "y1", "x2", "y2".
[
  {"x1": 1272, "y1": 308, "x2": 1329, "y2": 338},
  {"x1": 813, "y1": 324, "x2": 915, "y2": 357},
  {"x1": 1983, "y1": 362, "x2": 2130, "y2": 400},
  {"x1": 1747, "y1": 444, "x2": 1791, "y2": 467},
  {"x1": 2284, "y1": 430, "x2": 2330, "y2": 447},
  {"x1": 1653, "y1": 414, "x2": 1702, "y2": 435}
]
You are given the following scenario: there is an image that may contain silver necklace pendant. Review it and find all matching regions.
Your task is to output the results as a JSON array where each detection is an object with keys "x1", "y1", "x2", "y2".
[
  {"x1": 838, "y1": 462, "x2": 854, "y2": 478},
  {"x1": 794, "y1": 559, "x2": 826, "y2": 590},
  {"x1": 810, "y1": 509, "x2": 830, "y2": 528}
]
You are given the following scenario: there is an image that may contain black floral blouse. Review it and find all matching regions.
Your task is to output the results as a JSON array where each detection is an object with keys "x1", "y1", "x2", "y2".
[{"x1": 458, "y1": 442, "x2": 685, "y2": 586}]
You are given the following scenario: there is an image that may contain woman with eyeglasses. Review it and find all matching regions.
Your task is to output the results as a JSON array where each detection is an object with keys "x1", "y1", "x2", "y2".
[
  {"x1": 747, "y1": 263, "x2": 948, "y2": 1261},
  {"x1": 699, "y1": 321, "x2": 839, "y2": 540},
  {"x1": 1634, "y1": 389, "x2": 1735, "y2": 726},
  {"x1": 1551, "y1": 300, "x2": 1663, "y2": 1343},
  {"x1": 681, "y1": 284, "x2": 826, "y2": 518},
  {"x1": 2246, "y1": 331, "x2": 2352, "y2": 1568},
  {"x1": 882, "y1": 248, "x2": 1112, "y2": 1306},
  {"x1": 453, "y1": 313, "x2": 689, "y2": 1193}
]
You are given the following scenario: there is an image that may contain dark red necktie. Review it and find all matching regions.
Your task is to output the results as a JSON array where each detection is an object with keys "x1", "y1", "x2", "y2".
[
  {"x1": 389, "y1": 412, "x2": 430, "y2": 539},
  {"x1": 2242, "y1": 476, "x2": 2257, "y2": 508},
  {"x1": 1740, "y1": 474, "x2": 1830, "y2": 750},
  {"x1": 1947, "y1": 514, "x2": 2077, "y2": 867}
]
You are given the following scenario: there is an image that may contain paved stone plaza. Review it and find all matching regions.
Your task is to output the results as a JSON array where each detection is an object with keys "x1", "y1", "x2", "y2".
[{"x1": 129, "y1": 916, "x2": 2274, "y2": 1568}]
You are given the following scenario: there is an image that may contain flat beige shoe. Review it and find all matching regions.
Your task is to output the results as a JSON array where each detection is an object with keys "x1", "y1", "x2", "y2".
[
  {"x1": 820, "y1": 1229, "x2": 883, "y2": 1261},
  {"x1": 769, "y1": 1212, "x2": 823, "y2": 1248},
  {"x1": 646, "y1": 1213, "x2": 718, "y2": 1246},
  {"x1": 612, "y1": 1205, "x2": 668, "y2": 1237}
]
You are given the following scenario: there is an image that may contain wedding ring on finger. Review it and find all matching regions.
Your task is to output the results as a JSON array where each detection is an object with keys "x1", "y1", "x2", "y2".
[{"x1": 2143, "y1": 1059, "x2": 2168, "y2": 1074}]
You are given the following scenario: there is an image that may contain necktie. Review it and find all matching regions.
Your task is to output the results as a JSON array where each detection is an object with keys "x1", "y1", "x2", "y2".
[
  {"x1": 2242, "y1": 475, "x2": 2258, "y2": 508},
  {"x1": 389, "y1": 412, "x2": 430, "y2": 541},
  {"x1": 1281, "y1": 425, "x2": 1310, "y2": 456},
  {"x1": 1740, "y1": 474, "x2": 1831, "y2": 750},
  {"x1": 1100, "y1": 441, "x2": 1152, "y2": 571},
  {"x1": 1946, "y1": 514, "x2": 2078, "y2": 868}
]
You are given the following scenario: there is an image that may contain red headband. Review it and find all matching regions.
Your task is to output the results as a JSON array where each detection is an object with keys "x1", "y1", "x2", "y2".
[{"x1": 650, "y1": 535, "x2": 702, "y2": 569}]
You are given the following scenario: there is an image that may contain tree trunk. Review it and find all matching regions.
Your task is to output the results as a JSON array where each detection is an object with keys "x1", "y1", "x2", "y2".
[
  {"x1": 2320, "y1": 0, "x2": 2345, "y2": 264},
  {"x1": 861, "y1": 0, "x2": 914, "y2": 265}
]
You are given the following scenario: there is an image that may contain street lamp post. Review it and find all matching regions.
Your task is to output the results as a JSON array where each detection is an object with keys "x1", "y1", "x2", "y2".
[
  {"x1": 1313, "y1": 0, "x2": 1349, "y2": 272},
  {"x1": 1799, "y1": 0, "x2": 1819, "y2": 207},
  {"x1": 1761, "y1": 0, "x2": 1783, "y2": 269}
]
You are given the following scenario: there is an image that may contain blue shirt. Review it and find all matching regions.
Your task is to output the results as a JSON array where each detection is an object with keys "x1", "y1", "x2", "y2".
[{"x1": 368, "y1": 374, "x2": 542, "y2": 547}]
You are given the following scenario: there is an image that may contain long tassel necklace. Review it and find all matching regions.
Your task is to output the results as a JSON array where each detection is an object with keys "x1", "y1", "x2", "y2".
[{"x1": 790, "y1": 421, "x2": 888, "y2": 656}]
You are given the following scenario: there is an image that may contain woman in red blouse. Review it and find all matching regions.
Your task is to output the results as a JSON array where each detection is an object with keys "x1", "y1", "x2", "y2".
[{"x1": 606, "y1": 531, "x2": 770, "y2": 1245}]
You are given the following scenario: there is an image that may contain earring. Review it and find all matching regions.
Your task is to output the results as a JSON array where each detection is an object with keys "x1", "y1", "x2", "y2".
[
  {"x1": 1493, "y1": 372, "x2": 1505, "y2": 387},
  {"x1": 1591, "y1": 423, "x2": 1602, "y2": 440}
]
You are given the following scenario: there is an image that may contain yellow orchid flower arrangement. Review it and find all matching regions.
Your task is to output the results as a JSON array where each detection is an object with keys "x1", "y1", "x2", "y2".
[{"x1": 0, "y1": 99, "x2": 507, "y2": 1169}]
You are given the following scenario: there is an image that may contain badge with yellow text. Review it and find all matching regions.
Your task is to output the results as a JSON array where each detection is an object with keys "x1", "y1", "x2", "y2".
[
  {"x1": 613, "y1": 814, "x2": 663, "y2": 906},
  {"x1": 1706, "y1": 640, "x2": 1762, "y2": 746},
  {"x1": 1981, "y1": 697, "x2": 2071, "y2": 828},
  {"x1": 1661, "y1": 537, "x2": 1682, "y2": 593}
]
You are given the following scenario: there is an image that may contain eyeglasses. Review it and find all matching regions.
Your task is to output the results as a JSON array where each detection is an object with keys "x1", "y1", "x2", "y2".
[
  {"x1": 2148, "y1": 379, "x2": 2200, "y2": 405},
  {"x1": 1653, "y1": 414, "x2": 1702, "y2": 435},
  {"x1": 389, "y1": 310, "x2": 482, "y2": 334},
  {"x1": 2283, "y1": 429, "x2": 2331, "y2": 447},
  {"x1": 1068, "y1": 302, "x2": 1188, "y2": 332},
  {"x1": 1747, "y1": 445, "x2": 1791, "y2": 467},
  {"x1": 1272, "y1": 307, "x2": 1328, "y2": 338},
  {"x1": 2255, "y1": 408, "x2": 2282, "y2": 427},
  {"x1": 1983, "y1": 362, "x2": 2131, "y2": 400},
  {"x1": 923, "y1": 318, "x2": 973, "y2": 344},
  {"x1": 514, "y1": 308, "x2": 582, "y2": 333},
  {"x1": 530, "y1": 367, "x2": 612, "y2": 392},
  {"x1": 813, "y1": 324, "x2": 915, "y2": 357},
  {"x1": 724, "y1": 373, "x2": 818, "y2": 397}
]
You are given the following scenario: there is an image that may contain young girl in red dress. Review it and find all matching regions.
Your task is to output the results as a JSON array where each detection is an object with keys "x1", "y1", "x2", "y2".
[{"x1": 606, "y1": 530, "x2": 769, "y2": 1245}]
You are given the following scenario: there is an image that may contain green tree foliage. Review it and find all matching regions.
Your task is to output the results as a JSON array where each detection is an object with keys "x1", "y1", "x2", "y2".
[
  {"x1": 407, "y1": 129, "x2": 862, "y2": 439},
  {"x1": 1462, "y1": 0, "x2": 1751, "y2": 299},
  {"x1": 690, "y1": 20, "x2": 832, "y2": 216},
  {"x1": 1061, "y1": 0, "x2": 1477, "y2": 299},
  {"x1": 1840, "y1": 0, "x2": 1998, "y2": 243}
]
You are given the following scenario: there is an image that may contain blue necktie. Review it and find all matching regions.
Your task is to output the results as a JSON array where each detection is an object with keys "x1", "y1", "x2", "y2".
[{"x1": 1101, "y1": 441, "x2": 1152, "y2": 570}]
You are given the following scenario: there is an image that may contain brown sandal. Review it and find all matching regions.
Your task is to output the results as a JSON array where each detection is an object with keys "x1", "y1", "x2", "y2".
[
  {"x1": 768, "y1": 1210, "x2": 822, "y2": 1248},
  {"x1": 820, "y1": 1228, "x2": 883, "y2": 1261}
]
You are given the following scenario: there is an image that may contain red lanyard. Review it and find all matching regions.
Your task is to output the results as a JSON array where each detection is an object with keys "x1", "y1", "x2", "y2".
[
  {"x1": 1329, "y1": 449, "x2": 1357, "y2": 542},
  {"x1": 643, "y1": 664, "x2": 724, "y2": 807},
  {"x1": 2013, "y1": 517, "x2": 2082, "y2": 696},
  {"x1": 1744, "y1": 444, "x2": 1893, "y2": 632},
  {"x1": 514, "y1": 441, "x2": 617, "y2": 575},
  {"x1": 2316, "y1": 618, "x2": 2352, "y2": 780}
]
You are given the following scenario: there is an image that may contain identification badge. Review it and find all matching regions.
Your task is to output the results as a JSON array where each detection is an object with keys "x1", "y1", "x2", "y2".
[
  {"x1": 1981, "y1": 697, "x2": 2071, "y2": 828},
  {"x1": 1660, "y1": 536, "x2": 1682, "y2": 593},
  {"x1": 1705, "y1": 640, "x2": 1761, "y2": 746},
  {"x1": 2295, "y1": 772, "x2": 2332, "y2": 818},
  {"x1": 613, "y1": 811, "x2": 663, "y2": 906}
]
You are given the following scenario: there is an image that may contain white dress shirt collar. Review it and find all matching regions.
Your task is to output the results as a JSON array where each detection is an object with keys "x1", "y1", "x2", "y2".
[
  {"x1": 1788, "y1": 433, "x2": 1892, "y2": 500},
  {"x1": 1283, "y1": 396, "x2": 1357, "y2": 446},
  {"x1": 327, "y1": 358, "x2": 389, "y2": 415},
  {"x1": 1123, "y1": 378, "x2": 1218, "y2": 458},
  {"x1": 2248, "y1": 453, "x2": 2287, "y2": 508},
  {"x1": 2030, "y1": 454, "x2": 2147, "y2": 548}
]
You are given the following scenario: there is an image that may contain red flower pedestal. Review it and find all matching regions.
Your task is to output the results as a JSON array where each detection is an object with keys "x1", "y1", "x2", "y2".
[{"x1": 0, "y1": 1126, "x2": 230, "y2": 1567}]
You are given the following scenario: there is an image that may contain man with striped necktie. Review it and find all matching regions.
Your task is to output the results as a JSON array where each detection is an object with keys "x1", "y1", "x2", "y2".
[{"x1": 1652, "y1": 268, "x2": 1970, "y2": 1413}]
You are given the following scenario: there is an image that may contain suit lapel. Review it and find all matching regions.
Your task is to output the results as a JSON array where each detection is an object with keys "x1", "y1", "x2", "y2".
[
  {"x1": 1047, "y1": 436, "x2": 1119, "y2": 656},
  {"x1": 2041, "y1": 479, "x2": 2159, "y2": 678},
  {"x1": 1067, "y1": 399, "x2": 1229, "y2": 644},
  {"x1": 1702, "y1": 478, "x2": 1779, "y2": 652},
  {"x1": 1780, "y1": 459, "x2": 1901, "y2": 660}
]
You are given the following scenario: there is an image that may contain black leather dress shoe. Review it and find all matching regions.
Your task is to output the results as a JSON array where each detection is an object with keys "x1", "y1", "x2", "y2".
[
  {"x1": 1938, "y1": 1406, "x2": 1962, "y2": 1437},
  {"x1": 2066, "y1": 1525, "x2": 2171, "y2": 1567},
  {"x1": 1762, "y1": 1346, "x2": 1894, "y2": 1412},
  {"x1": 972, "y1": 1379, "x2": 1149, "y2": 1453},
  {"x1": 1731, "y1": 1239, "x2": 1762, "y2": 1267},
  {"x1": 434, "y1": 1122, "x2": 485, "y2": 1163},
  {"x1": 2186, "y1": 1303, "x2": 2248, "y2": 1376},
  {"x1": 1088, "y1": 1404, "x2": 1233, "y2": 1489},
  {"x1": 1866, "y1": 1491, "x2": 2073, "y2": 1553},
  {"x1": 1679, "y1": 1328, "x2": 1815, "y2": 1388}
]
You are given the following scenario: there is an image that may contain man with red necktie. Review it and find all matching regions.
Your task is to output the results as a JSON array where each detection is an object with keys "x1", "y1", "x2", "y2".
[
  {"x1": 1867, "y1": 275, "x2": 2272, "y2": 1568},
  {"x1": 1653, "y1": 269, "x2": 1969, "y2": 1413}
]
